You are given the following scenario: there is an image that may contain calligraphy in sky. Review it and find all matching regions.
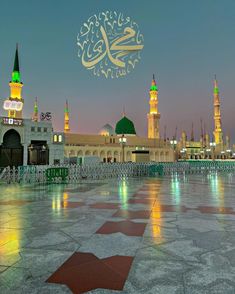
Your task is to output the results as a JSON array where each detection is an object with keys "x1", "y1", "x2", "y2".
[{"x1": 77, "y1": 11, "x2": 144, "y2": 78}]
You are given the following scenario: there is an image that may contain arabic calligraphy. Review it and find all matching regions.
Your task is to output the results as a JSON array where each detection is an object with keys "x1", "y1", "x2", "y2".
[
  {"x1": 77, "y1": 11, "x2": 144, "y2": 78},
  {"x1": 40, "y1": 112, "x2": 52, "y2": 121}
]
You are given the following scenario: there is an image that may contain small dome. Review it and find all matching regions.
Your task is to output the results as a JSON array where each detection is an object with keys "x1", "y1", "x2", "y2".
[
  {"x1": 115, "y1": 116, "x2": 136, "y2": 136},
  {"x1": 99, "y1": 124, "x2": 115, "y2": 136}
]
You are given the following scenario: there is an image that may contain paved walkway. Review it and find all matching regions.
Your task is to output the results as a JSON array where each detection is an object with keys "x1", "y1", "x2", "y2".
[{"x1": 0, "y1": 173, "x2": 235, "y2": 293}]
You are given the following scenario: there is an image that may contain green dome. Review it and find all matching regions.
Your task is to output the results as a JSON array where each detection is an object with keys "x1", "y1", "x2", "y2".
[{"x1": 115, "y1": 116, "x2": 136, "y2": 135}]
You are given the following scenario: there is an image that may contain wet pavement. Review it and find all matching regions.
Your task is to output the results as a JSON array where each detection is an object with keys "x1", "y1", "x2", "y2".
[{"x1": 0, "y1": 173, "x2": 235, "y2": 293}]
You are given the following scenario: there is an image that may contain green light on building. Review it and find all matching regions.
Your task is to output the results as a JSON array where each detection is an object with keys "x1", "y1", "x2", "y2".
[{"x1": 12, "y1": 71, "x2": 21, "y2": 83}]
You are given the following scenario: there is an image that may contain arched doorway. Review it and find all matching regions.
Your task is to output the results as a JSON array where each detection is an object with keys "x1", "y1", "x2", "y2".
[
  {"x1": 0, "y1": 129, "x2": 23, "y2": 167},
  {"x1": 28, "y1": 140, "x2": 49, "y2": 165}
]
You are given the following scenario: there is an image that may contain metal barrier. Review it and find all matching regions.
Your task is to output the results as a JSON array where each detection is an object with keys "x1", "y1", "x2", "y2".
[{"x1": 1, "y1": 161, "x2": 235, "y2": 184}]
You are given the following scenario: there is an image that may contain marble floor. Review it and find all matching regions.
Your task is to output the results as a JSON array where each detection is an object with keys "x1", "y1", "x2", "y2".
[{"x1": 0, "y1": 173, "x2": 235, "y2": 293}]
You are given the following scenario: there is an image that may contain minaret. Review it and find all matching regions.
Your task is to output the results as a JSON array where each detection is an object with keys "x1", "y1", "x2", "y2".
[
  {"x1": 190, "y1": 122, "x2": 194, "y2": 142},
  {"x1": 147, "y1": 74, "x2": 160, "y2": 139},
  {"x1": 182, "y1": 131, "x2": 187, "y2": 148},
  {"x1": 213, "y1": 75, "x2": 223, "y2": 145},
  {"x1": 8, "y1": 44, "x2": 24, "y2": 118},
  {"x1": 32, "y1": 97, "x2": 38, "y2": 122},
  {"x1": 64, "y1": 100, "x2": 70, "y2": 133}
]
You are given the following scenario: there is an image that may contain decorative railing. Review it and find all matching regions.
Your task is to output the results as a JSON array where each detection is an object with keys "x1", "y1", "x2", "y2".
[
  {"x1": 0, "y1": 167, "x2": 7, "y2": 181},
  {"x1": 1, "y1": 161, "x2": 235, "y2": 184}
]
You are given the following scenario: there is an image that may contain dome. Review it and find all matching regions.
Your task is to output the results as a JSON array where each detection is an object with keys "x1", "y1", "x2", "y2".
[
  {"x1": 99, "y1": 124, "x2": 115, "y2": 136},
  {"x1": 115, "y1": 116, "x2": 136, "y2": 136}
]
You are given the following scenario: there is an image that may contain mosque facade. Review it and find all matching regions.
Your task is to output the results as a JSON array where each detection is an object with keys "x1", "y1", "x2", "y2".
[
  {"x1": 0, "y1": 46, "x2": 64, "y2": 167},
  {"x1": 2, "y1": 45, "x2": 232, "y2": 167},
  {"x1": 176, "y1": 77, "x2": 233, "y2": 160},
  {"x1": 63, "y1": 77, "x2": 173, "y2": 163},
  {"x1": 0, "y1": 46, "x2": 174, "y2": 166}
]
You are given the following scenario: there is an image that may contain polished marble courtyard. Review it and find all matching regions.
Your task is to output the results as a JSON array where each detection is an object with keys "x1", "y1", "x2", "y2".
[{"x1": 0, "y1": 173, "x2": 235, "y2": 293}]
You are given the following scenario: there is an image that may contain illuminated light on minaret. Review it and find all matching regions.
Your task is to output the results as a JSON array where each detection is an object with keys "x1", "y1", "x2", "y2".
[
  {"x1": 147, "y1": 74, "x2": 160, "y2": 139},
  {"x1": 213, "y1": 75, "x2": 223, "y2": 145},
  {"x1": 32, "y1": 97, "x2": 38, "y2": 122},
  {"x1": 5, "y1": 44, "x2": 24, "y2": 118},
  {"x1": 64, "y1": 100, "x2": 70, "y2": 133}
]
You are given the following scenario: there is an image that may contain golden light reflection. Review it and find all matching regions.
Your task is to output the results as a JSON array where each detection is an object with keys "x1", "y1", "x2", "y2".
[
  {"x1": 62, "y1": 192, "x2": 69, "y2": 209},
  {"x1": 151, "y1": 205, "x2": 162, "y2": 239},
  {"x1": 0, "y1": 208, "x2": 21, "y2": 260},
  {"x1": 52, "y1": 188, "x2": 62, "y2": 215},
  {"x1": 50, "y1": 185, "x2": 71, "y2": 217},
  {"x1": 148, "y1": 179, "x2": 163, "y2": 241},
  {"x1": 118, "y1": 179, "x2": 128, "y2": 209}
]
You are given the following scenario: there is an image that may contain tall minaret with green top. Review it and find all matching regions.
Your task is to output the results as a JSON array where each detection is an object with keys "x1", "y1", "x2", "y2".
[
  {"x1": 147, "y1": 74, "x2": 160, "y2": 139},
  {"x1": 213, "y1": 75, "x2": 223, "y2": 145},
  {"x1": 8, "y1": 44, "x2": 24, "y2": 118},
  {"x1": 64, "y1": 100, "x2": 70, "y2": 133},
  {"x1": 32, "y1": 97, "x2": 38, "y2": 122}
]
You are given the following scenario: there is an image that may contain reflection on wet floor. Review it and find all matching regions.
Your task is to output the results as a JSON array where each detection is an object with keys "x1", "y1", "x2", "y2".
[{"x1": 0, "y1": 173, "x2": 235, "y2": 293}]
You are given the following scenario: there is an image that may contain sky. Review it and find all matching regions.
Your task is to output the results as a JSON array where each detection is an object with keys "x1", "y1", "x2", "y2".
[{"x1": 0, "y1": 0, "x2": 235, "y2": 141}]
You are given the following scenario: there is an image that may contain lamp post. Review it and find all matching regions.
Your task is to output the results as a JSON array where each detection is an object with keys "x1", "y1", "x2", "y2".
[
  {"x1": 170, "y1": 138, "x2": 177, "y2": 161},
  {"x1": 119, "y1": 134, "x2": 127, "y2": 163},
  {"x1": 206, "y1": 148, "x2": 211, "y2": 159},
  {"x1": 210, "y1": 142, "x2": 216, "y2": 160},
  {"x1": 200, "y1": 150, "x2": 205, "y2": 160},
  {"x1": 180, "y1": 148, "x2": 187, "y2": 160},
  {"x1": 220, "y1": 150, "x2": 225, "y2": 160},
  {"x1": 226, "y1": 149, "x2": 231, "y2": 159}
]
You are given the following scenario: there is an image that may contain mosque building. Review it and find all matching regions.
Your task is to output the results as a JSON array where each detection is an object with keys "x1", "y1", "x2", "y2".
[
  {"x1": 177, "y1": 76, "x2": 233, "y2": 160},
  {"x1": 0, "y1": 46, "x2": 173, "y2": 166},
  {"x1": 1, "y1": 45, "x2": 232, "y2": 167},
  {"x1": 64, "y1": 75, "x2": 173, "y2": 163},
  {"x1": 0, "y1": 46, "x2": 64, "y2": 167}
]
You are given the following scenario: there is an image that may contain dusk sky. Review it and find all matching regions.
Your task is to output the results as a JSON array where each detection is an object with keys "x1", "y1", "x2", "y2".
[{"x1": 0, "y1": 0, "x2": 235, "y2": 140}]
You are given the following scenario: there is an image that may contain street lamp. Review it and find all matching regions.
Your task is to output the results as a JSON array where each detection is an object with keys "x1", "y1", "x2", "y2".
[
  {"x1": 221, "y1": 150, "x2": 225, "y2": 160},
  {"x1": 180, "y1": 148, "x2": 187, "y2": 160},
  {"x1": 210, "y1": 142, "x2": 216, "y2": 160},
  {"x1": 226, "y1": 149, "x2": 231, "y2": 159},
  {"x1": 200, "y1": 150, "x2": 205, "y2": 159},
  {"x1": 119, "y1": 134, "x2": 127, "y2": 162},
  {"x1": 206, "y1": 148, "x2": 211, "y2": 159},
  {"x1": 170, "y1": 139, "x2": 177, "y2": 161}
]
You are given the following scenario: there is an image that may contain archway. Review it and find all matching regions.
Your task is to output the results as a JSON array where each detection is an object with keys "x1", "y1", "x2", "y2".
[
  {"x1": 100, "y1": 150, "x2": 106, "y2": 162},
  {"x1": 0, "y1": 129, "x2": 23, "y2": 167},
  {"x1": 28, "y1": 140, "x2": 49, "y2": 165},
  {"x1": 114, "y1": 151, "x2": 119, "y2": 162},
  {"x1": 85, "y1": 150, "x2": 91, "y2": 156}
]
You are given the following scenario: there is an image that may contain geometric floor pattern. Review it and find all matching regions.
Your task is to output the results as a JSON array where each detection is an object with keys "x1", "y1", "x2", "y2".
[
  {"x1": 0, "y1": 173, "x2": 235, "y2": 293},
  {"x1": 96, "y1": 220, "x2": 147, "y2": 236},
  {"x1": 47, "y1": 253, "x2": 133, "y2": 293}
]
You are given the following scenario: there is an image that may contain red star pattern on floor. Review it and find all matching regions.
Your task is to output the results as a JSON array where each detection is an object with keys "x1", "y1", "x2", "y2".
[
  {"x1": 112, "y1": 209, "x2": 151, "y2": 219},
  {"x1": 61, "y1": 201, "x2": 85, "y2": 208},
  {"x1": 46, "y1": 252, "x2": 133, "y2": 294},
  {"x1": 96, "y1": 220, "x2": 147, "y2": 236},
  {"x1": 197, "y1": 206, "x2": 235, "y2": 214},
  {"x1": 89, "y1": 202, "x2": 120, "y2": 209},
  {"x1": 46, "y1": 181, "x2": 235, "y2": 294},
  {"x1": 0, "y1": 200, "x2": 32, "y2": 206}
]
